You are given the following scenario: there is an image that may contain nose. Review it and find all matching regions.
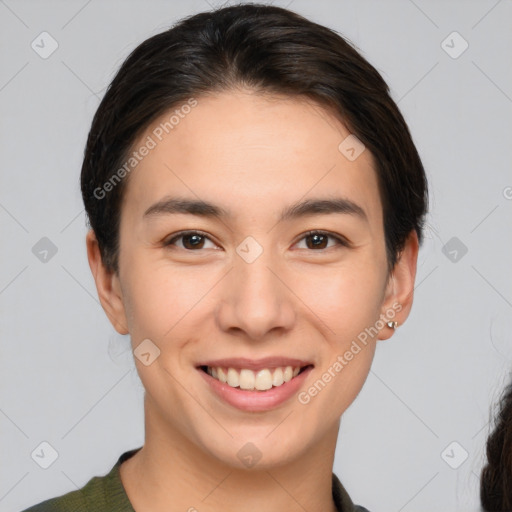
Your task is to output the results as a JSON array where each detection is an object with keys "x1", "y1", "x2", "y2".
[{"x1": 215, "y1": 248, "x2": 296, "y2": 341}]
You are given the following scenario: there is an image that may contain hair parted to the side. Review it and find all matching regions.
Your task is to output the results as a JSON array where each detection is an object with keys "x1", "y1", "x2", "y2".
[
  {"x1": 80, "y1": 3, "x2": 428, "y2": 275},
  {"x1": 481, "y1": 379, "x2": 512, "y2": 510}
]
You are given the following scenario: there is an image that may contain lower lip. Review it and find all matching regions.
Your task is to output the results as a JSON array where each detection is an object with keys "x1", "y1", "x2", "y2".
[{"x1": 198, "y1": 366, "x2": 313, "y2": 412}]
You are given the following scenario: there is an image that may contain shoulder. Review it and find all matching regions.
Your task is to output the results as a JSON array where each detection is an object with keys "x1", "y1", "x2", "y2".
[
  {"x1": 19, "y1": 448, "x2": 141, "y2": 512},
  {"x1": 19, "y1": 464, "x2": 117, "y2": 512},
  {"x1": 19, "y1": 485, "x2": 89, "y2": 512},
  {"x1": 332, "y1": 471, "x2": 372, "y2": 512}
]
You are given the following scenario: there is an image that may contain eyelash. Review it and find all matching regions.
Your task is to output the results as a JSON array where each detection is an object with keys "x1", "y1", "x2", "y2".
[{"x1": 163, "y1": 230, "x2": 350, "y2": 251}]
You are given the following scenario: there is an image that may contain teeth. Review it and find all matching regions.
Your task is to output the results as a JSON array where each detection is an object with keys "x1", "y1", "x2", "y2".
[
  {"x1": 272, "y1": 367, "x2": 284, "y2": 386},
  {"x1": 239, "y1": 369, "x2": 255, "y2": 390},
  {"x1": 254, "y1": 369, "x2": 272, "y2": 390},
  {"x1": 227, "y1": 368, "x2": 239, "y2": 387},
  {"x1": 217, "y1": 367, "x2": 227, "y2": 383},
  {"x1": 206, "y1": 365, "x2": 304, "y2": 391}
]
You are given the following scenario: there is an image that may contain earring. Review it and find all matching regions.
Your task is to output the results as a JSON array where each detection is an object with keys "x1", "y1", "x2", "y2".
[{"x1": 386, "y1": 321, "x2": 398, "y2": 329}]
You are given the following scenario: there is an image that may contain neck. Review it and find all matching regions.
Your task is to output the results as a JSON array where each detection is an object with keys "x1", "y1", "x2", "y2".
[{"x1": 120, "y1": 399, "x2": 341, "y2": 512}]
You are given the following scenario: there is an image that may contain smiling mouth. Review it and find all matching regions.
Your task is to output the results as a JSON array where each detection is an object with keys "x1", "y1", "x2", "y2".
[{"x1": 199, "y1": 364, "x2": 313, "y2": 391}]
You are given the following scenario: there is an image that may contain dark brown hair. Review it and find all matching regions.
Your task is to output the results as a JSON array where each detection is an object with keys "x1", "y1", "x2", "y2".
[
  {"x1": 80, "y1": 3, "x2": 428, "y2": 274},
  {"x1": 481, "y1": 379, "x2": 512, "y2": 510}
]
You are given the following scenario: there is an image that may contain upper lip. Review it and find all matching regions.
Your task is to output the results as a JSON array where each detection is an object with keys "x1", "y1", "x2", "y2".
[{"x1": 197, "y1": 357, "x2": 314, "y2": 371}]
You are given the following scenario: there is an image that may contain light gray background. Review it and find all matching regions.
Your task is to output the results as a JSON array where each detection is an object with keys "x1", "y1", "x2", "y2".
[{"x1": 1, "y1": 1, "x2": 511, "y2": 511}]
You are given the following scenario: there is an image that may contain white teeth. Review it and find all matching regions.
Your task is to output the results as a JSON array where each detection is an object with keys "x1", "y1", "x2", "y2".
[
  {"x1": 239, "y1": 369, "x2": 255, "y2": 390},
  {"x1": 272, "y1": 367, "x2": 284, "y2": 386},
  {"x1": 227, "y1": 368, "x2": 239, "y2": 387},
  {"x1": 255, "y1": 369, "x2": 273, "y2": 390},
  {"x1": 206, "y1": 365, "x2": 304, "y2": 391},
  {"x1": 217, "y1": 367, "x2": 227, "y2": 383}
]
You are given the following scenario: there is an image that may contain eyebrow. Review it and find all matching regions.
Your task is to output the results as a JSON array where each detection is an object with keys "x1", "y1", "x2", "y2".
[{"x1": 143, "y1": 196, "x2": 368, "y2": 223}]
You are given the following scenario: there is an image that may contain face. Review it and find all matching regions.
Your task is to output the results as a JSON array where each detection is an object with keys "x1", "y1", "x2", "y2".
[{"x1": 88, "y1": 89, "x2": 417, "y2": 469}]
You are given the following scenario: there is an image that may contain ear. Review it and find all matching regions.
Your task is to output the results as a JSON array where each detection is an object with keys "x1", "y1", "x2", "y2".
[
  {"x1": 86, "y1": 229, "x2": 129, "y2": 335},
  {"x1": 377, "y1": 230, "x2": 419, "y2": 341}
]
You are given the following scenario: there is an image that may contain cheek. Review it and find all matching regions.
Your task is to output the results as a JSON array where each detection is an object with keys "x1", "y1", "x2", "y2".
[
  {"x1": 294, "y1": 262, "x2": 383, "y2": 405},
  {"x1": 297, "y1": 261, "x2": 385, "y2": 340},
  {"x1": 318, "y1": 345, "x2": 375, "y2": 428},
  {"x1": 121, "y1": 257, "x2": 212, "y2": 341}
]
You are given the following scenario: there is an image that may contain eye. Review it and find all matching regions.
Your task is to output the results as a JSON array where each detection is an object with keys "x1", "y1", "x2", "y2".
[
  {"x1": 163, "y1": 229, "x2": 350, "y2": 252},
  {"x1": 294, "y1": 230, "x2": 349, "y2": 251},
  {"x1": 163, "y1": 230, "x2": 218, "y2": 251}
]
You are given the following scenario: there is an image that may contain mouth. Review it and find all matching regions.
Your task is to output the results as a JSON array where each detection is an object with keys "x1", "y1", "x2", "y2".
[{"x1": 197, "y1": 364, "x2": 314, "y2": 392}]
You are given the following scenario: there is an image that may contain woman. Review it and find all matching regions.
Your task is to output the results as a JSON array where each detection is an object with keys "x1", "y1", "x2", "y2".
[
  {"x1": 481, "y1": 379, "x2": 512, "y2": 510},
  {"x1": 22, "y1": 3, "x2": 427, "y2": 511}
]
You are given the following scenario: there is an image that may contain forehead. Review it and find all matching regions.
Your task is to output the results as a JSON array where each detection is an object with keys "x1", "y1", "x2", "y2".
[{"x1": 120, "y1": 89, "x2": 382, "y2": 228}]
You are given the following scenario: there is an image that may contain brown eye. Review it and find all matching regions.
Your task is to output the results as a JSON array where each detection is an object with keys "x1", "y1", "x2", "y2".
[
  {"x1": 296, "y1": 231, "x2": 348, "y2": 251},
  {"x1": 164, "y1": 231, "x2": 216, "y2": 251},
  {"x1": 305, "y1": 232, "x2": 329, "y2": 249}
]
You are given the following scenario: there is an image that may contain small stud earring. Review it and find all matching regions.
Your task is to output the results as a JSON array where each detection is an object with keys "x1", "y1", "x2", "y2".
[{"x1": 386, "y1": 321, "x2": 398, "y2": 329}]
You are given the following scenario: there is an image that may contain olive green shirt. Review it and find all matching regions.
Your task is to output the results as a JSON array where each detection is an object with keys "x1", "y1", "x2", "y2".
[{"x1": 21, "y1": 447, "x2": 370, "y2": 512}]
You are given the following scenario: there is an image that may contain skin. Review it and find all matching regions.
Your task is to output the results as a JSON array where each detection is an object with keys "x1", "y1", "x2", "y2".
[{"x1": 86, "y1": 88, "x2": 418, "y2": 512}]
